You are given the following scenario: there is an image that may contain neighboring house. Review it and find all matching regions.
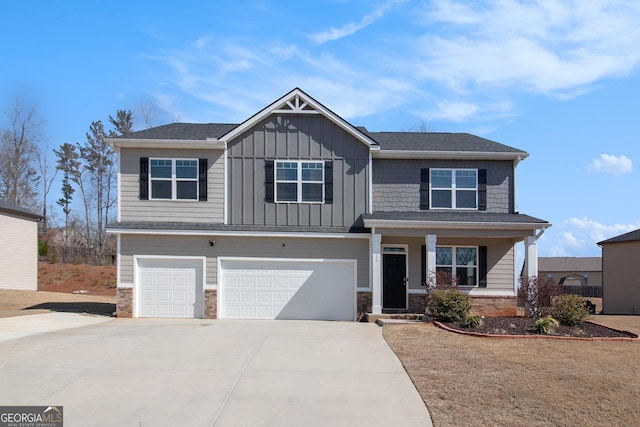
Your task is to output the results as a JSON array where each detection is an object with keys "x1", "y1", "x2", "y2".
[
  {"x1": 538, "y1": 256, "x2": 602, "y2": 294},
  {"x1": 598, "y1": 230, "x2": 640, "y2": 314},
  {"x1": 0, "y1": 200, "x2": 42, "y2": 290},
  {"x1": 106, "y1": 88, "x2": 550, "y2": 320}
]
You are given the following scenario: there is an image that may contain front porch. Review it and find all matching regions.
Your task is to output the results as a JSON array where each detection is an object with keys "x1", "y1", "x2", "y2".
[{"x1": 362, "y1": 211, "x2": 550, "y2": 317}]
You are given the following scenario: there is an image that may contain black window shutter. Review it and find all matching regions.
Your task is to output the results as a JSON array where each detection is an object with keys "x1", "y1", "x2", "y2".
[
  {"x1": 198, "y1": 158, "x2": 208, "y2": 201},
  {"x1": 479, "y1": 246, "x2": 487, "y2": 287},
  {"x1": 478, "y1": 169, "x2": 487, "y2": 211},
  {"x1": 139, "y1": 157, "x2": 149, "y2": 200},
  {"x1": 324, "y1": 161, "x2": 333, "y2": 204},
  {"x1": 421, "y1": 245, "x2": 427, "y2": 286},
  {"x1": 265, "y1": 160, "x2": 274, "y2": 203},
  {"x1": 419, "y1": 168, "x2": 429, "y2": 210}
]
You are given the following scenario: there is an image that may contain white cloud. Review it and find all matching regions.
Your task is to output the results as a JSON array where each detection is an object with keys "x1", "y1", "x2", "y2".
[
  {"x1": 588, "y1": 154, "x2": 633, "y2": 175},
  {"x1": 311, "y1": 0, "x2": 405, "y2": 44},
  {"x1": 417, "y1": 0, "x2": 640, "y2": 97}
]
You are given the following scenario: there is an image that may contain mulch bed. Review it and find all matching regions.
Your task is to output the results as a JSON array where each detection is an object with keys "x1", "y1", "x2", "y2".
[{"x1": 441, "y1": 317, "x2": 638, "y2": 339}]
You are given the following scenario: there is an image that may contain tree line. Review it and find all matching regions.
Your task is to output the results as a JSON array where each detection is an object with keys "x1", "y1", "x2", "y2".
[{"x1": 0, "y1": 98, "x2": 139, "y2": 265}]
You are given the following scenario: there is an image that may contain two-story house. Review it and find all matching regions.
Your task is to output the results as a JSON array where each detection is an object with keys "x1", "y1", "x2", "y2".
[{"x1": 107, "y1": 88, "x2": 549, "y2": 320}]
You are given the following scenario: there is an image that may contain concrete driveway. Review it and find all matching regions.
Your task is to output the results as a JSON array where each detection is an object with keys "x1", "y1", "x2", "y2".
[{"x1": 0, "y1": 315, "x2": 432, "y2": 426}]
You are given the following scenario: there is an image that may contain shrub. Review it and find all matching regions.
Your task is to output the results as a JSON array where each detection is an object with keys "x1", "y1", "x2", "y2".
[
  {"x1": 518, "y1": 275, "x2": 564, "y2": 318},
  {"x1": 551, "y1": 294, "x2": 590, "y2": 326},
  {"x1": 426, "y1": 289, "x2": 471, "y2": 322},
  {"x1": 533, "y1": 317, "x2": 559, "y2": 334},
  {"x1": 462, "y1": 315, "x2": 483, "y2": 328}
]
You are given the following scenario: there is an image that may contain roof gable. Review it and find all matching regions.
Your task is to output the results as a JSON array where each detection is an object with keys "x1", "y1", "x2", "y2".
[
  {"x1": 598, "y1": 228, "x2": 640, "y2": 245},
  {"x1": 219, "y1": 88, "x2": 379, "y2": 149}
]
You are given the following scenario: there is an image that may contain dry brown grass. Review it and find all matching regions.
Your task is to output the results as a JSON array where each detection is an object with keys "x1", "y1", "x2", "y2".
[{"x1": 383, "y1": 316, "x2": 640, "y2": 427}]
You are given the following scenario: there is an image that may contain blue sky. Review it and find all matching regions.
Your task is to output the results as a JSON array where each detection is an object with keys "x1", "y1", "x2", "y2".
[{"x1": 2, "y1": 0, "x2": 640, "y2": 258}]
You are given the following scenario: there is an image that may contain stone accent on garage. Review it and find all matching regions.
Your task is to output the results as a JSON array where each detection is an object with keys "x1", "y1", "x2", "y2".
[
  {"x1": 470, "y1": 296, "x2": 517, "y2": 317},
  {"x1": 117, "y1": 288, "x2": 133, "y2": 318},
  {"x1": 204, "y1": 289, "x2": 218, "y2": 319},
  {"x1": 357, "y1": 291, "x2": 372, "y2": 313}
]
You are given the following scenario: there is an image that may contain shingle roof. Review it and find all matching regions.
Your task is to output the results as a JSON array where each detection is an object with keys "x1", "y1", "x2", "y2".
[
  {"x1": 116, "y1": 123, "x2": 238, "y2": 140},
  {"x1": 107, "y1": 222, "x2": 368, "y2": 234},
  {"x1": 598, "y1": 229, "x2": 640, "y2": 245},
  {"x1": 362, "y1": 211, "x2": 548, "y2": 224},
  {"x1": 538, "y1": 257, "x2": 602, "y2": 272},
  {"x1": 114, "y1": 123, "x2": 525, "y2": 155},
  {"x1": 365, "y1": 132, "x2": 527, "y2": 154},
  {"x1": 0, "y1": 199, "x2": 42, "y2": 220}
]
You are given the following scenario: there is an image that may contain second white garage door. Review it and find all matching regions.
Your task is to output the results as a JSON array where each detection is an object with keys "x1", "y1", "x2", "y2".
[{"x1": 219, "y1": 258, "x2": 356, "y2": 320}]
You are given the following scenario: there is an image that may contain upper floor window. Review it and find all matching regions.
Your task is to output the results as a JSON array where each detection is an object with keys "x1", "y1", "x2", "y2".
[
  {"x1": 149, "y1": 158, "x2": 198, "y2": 200},
  {"x1": 275, "y1": 161, "x2": 324, "y2": 203},
  {"x1": 430, "y1": 169, "x2": 477, "y2": 209}
]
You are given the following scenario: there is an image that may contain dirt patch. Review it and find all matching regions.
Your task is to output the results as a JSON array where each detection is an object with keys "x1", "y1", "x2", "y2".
[
  {"x1": 38, "y1": 262, "x2": 116, "y2": 296},
  {"x1": 440, "y1": 316, "x2": 636, "y2": 338},
  {"x1": 383, "y1": 317, "x2": 640, "y2": 427}
]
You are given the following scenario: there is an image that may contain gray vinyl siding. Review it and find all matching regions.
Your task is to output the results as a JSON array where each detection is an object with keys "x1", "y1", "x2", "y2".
[
  {"x1": 227, "y1": 115, "x2": 370, "y2": 227},
  {"x1": 119, "y1": 148, "x2": 224, "y2": 223},
  {"x1": 373, "y1": 159, "x2": 513, "y2": 213},
  {"x1": 381, "y1": 236, "x2": 515, "y2": 291},
  {"x1": 119, "y1": 234, "x2": 370, "y2": 288}
]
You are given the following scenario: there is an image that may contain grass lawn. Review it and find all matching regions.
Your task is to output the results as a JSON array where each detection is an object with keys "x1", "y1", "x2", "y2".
[{"x1": 383, "y1": 316, "x2": 640, "y2": 427}]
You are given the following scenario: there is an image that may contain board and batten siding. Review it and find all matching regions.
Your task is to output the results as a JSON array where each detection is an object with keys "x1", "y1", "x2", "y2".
[
  {"x1": 119, "y1": 148, "x2": 224, "y2": 223},
  {"x1": 373, "y1": 159, "x2": 514, "y2": 214},
  {"x1": 227, "y1": 115, "x2": 370, "y2": 227},
  {"x1": 0, "y1": 212, "x2": 38, "y2": 290},
  {"x1": 119, "y1": 235, "x2": 370, "y2": 288}
]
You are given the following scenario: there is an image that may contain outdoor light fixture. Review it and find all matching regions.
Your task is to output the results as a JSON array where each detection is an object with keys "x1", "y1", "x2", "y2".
[{"x1": 208, "y1": 240, "x2": 215, "y2": 247}]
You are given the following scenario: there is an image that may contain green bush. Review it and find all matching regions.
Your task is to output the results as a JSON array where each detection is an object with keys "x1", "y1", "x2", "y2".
[
  {"x1": 551, "y1": 294, "x2": 589, "y2": 326},
  {"x1": 462, "y1": 315, "x2": 483, "y2": 328},
  {"x1": 533, "y1": 316, "x2": 559, "y2": 334},
  {"x1": 426, "y1": 289, "x2": 471, "y2": 322}
]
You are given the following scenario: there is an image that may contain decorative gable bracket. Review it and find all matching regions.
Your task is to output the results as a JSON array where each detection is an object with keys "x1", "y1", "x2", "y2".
[{"x1": 273, "y1": 94, "x2": 320, "y2": 115}]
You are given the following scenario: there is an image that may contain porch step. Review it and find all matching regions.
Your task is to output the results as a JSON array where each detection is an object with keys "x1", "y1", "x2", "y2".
[{"x1": 365, "y1": 313, "x2": 429, "y2": 323}]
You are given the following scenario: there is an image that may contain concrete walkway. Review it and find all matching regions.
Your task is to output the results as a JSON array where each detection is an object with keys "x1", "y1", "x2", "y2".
[{"x1": 0, "y1": 316, "x2": 432, "y2": 426}]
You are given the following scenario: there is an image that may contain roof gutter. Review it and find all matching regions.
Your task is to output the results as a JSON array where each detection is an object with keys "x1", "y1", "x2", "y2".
[
  {"x1": 107, "y1": 138, "x2": 226, "y2": 149},
  {"x1": 363, "y1": 218, "x2": 551, "y2": 231},
  {"x1": 373, "y1": 150, "x2": 528, "y2": 161}
]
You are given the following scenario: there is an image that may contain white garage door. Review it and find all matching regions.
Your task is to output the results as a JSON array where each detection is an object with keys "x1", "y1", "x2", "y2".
[
  {"x1": 219, "y1": 258, "x2": 356, "y2": 321},
  {"x1": 137, "y1": 258, "x2": 204, "y2": 318}
]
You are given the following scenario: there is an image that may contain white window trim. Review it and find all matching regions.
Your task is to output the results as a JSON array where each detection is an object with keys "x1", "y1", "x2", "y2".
[
  {"x1": 149, "y1": 158, "x2": 199, "y2": 201},
  {"x1": 275, "y1": 160, "x2": 324, "y2": 204},
  {"x1": 430, "y1": 168, "x2": 478, "y2": 210},
  {"x1": 436, "y1": 245, "x2": 479, "y2": 287}
]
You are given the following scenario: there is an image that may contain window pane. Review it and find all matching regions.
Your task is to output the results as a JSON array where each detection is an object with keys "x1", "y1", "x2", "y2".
[
  {"x1": 456, "y1": 267, "x2": 477, "y2": 286},
  {"x1": 436, "y1": 247, "x2": 452, "y2": 266},
  {"x1": 431, "y1": 170, "x2": 452, "y2": 188},
  {"x1": 151, "y1": 181, "x2": 172, "y2": 199},
  {"x1": 432, "y1": 190, "x2": 452, "y2": 208},
  {"x1": 456, "y1": 170, "x2": 477, "y2": 189},
  {"x1": 277, "y1": 183, "x2": 297, "y2": 201},
  {"x1": 456, "y1": 247, "x2": 477, "y2": 266},
  {"x1": 302, "y1": 183, "x2": 323, "y2": 202},
  {"x1": 276, "y1": 162, "x2": 297, "y2": 181},
  {"x1": 456, "y1": 190, "x2": 477, "y2": 208},
  {"x1": 150, "y1": 159, "x2": 171, "y2": 178},
  {"x1": 176, "y1": 181, "x2": 197, "y2": 199},
  {"x1": 302, "y1": 162, "x2": 323, "y2": 182},
  {"x1": 176, "y1": 160, "x2": 197, "y2": 179}
]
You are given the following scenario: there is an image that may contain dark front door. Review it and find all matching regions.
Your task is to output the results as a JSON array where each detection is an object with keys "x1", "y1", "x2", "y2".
[{"x1": 383, "y1": 253, "x2": 407, "y2": 310}]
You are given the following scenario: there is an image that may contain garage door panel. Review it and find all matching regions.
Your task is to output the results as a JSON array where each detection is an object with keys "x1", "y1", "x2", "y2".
[
  {"x1": 137, "y1": 258, "x2": 202, "y2": 318},
  {"x1": 220, "y1": 259, "x2": 355, "y2": 321}
]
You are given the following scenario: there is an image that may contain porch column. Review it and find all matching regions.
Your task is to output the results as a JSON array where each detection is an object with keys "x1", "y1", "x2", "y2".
[
  {"x1": 425, "y1": 234, "x2": 437, "y2": 285},
  {"x1": 371, "y1": 233, "x2": 382, "y2": 314},
  {"x1": 524, "y1": 236, "x2": 538, "y2": 278}
]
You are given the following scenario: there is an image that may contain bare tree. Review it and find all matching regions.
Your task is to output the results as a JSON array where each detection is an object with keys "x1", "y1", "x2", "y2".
[
  {"x1": 0, "y1": 99, "x2": 42, "y2": 209},
  {"x1": 137, "y1": 100, "x2": 158, "y2": 129},
  {"x1": 37, "y1": 141, "x2": 59, "y2": 231},
  {"x1": 404, "y1": 120, "x2": 431, "y2": 133},
  {"x1": 54, "y1": 142, "x2": 80, "y2": 259}
]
